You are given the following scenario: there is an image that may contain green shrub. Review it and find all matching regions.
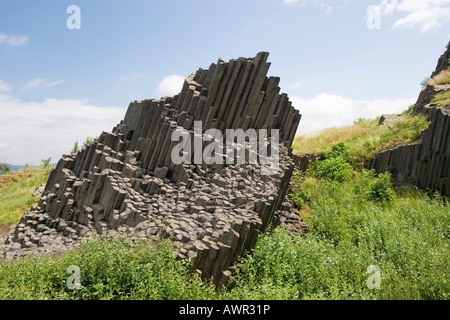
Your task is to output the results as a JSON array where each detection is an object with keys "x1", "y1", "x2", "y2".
[
  {"x1": 40, "y1": 157, "x2": 53, "y2": 172},
  {"x1": 290, "y1": 171, "x2": 311, "y2": 209},
  {"x1": 402, "y1": 105, "x2": 415, "y2": 115},
  {"x1": 0, "y1": 236, "x2": 217, "y2": 300},
  {"x1": 319, "y1": 142, "x2": 354, "y2": 164},
  {"x1": 0, "y1": 163, "x2": 11, "y2": 174},
  {"x1": 368, "y1": 172, "x2": 396, "y2": 204},
  {"x1": 290, "y1": 187, "x2": 311, "y2": 209},
  {"x1": 307, "y1": 156, "x2": 353, "y2": 183}
]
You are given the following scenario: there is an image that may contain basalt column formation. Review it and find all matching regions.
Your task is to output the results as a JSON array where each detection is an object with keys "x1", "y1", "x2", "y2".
[
  {"x1": 369, "y1": 43, "x2": 450, "y2": 196},
  {"x1": 1, "y1": 52, "x2": 303, "y2": 285}
]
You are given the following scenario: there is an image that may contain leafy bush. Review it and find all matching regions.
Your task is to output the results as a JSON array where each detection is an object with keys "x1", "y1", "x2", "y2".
[
  {"x1": 0, "y1": 163, "x2": 10, "y2": 174},
  {"x1": 401, "y1": 104, "x2": 415, "y2": 115},
  {"x1": 290, "y1": 187, "x2": 311, "y2": 210},
  {"x1": 307, "y1": 156, "x2": 353, "y2": 183},
  {"x1": 290, "y1": 170, "x2": 311, "y2": 209},
  {"x1": 0, "y1": 237, "x2": 216, "y2": 300},
  {"x1": 368, "y1": 172, "x2": 396, "y2": 204},
  {"x1": 40, "y1": 157, "x2": 53, "y2": 172},
  {"x1": 319, "y1": 142, "x2": 353, "y2": 164}
]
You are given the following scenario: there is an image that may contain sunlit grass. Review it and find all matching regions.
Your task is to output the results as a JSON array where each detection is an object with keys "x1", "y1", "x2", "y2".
[
  {"x1": 0, "y1": 167, "x2": 49, "y2": 226},
  {"x1": 431, "y1": 90, "x2": 450, "y2": 107},
  {"x1": 293, "y1": 114, "x2": 430, "y2": 166},
  {"x1": 429, "y1": 68, "x2": 450, "y2": 86}
]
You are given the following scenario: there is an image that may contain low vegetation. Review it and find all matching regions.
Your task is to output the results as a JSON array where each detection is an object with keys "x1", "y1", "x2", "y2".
[
  {"x1": 70, "y1": 136, "x2": 97, "y2": 155},
  {"x1": 292, "y1": 113, "x2": 430, "y2": 167},
  {"x1": 0, "y1": 237, "x2": 217, "y2": 300},
  {"x1": 429, "y1": 68, "x2": 450, "y2": 86},
  {"x1": 0, "y1": 166, "x2": 50, "y2": 226},
  {"x1": 0, "y1": 163, "x2": 11, "y2": 174},
  {"x1": 1, "y1": 162, "x2": 448, "y2": 300},
  {"x1": 431, "y1": 90, "x2": 450, "y2": 107}
]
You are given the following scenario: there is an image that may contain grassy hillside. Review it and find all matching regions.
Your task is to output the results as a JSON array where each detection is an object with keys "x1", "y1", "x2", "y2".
[
  {"x1": 0, "y1": 167, "x2": 50, "y2": 226},
  {"x1": 0, "y1": 112, "x2": 448, "y2": 300},
  {"x1": 292, "y1": 112, "x2": 429, "y2": 166}
]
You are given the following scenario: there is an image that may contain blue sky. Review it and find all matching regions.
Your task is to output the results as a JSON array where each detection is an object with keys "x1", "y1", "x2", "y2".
[{"x1": 1, "y1": 0, "x2": 449, "y2": 164}]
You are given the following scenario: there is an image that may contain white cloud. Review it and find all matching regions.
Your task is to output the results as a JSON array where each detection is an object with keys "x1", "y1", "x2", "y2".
[
  {"x1": 291, "y1": 93, "x2": 416, "y2": 134},
  {"x1": 156, "y1": 74, "x2": 185, "y2": 97},
  {"x1": 0, "y1": 95, "x2": 126, "y2": 164},
  {"x1": 0, "y1": 32, "x2": 29, "y2": 47},
  {"x1": 0, "y1": 79, "x2": 12, "y2": 92},
  {"x1": 283, "y1": 0, "x2": 349, "y2": 11},
  {"x1": 114, "y1": 71, "x2": 147, "y2": 91},
  {"x1": 379, "y1": 0, "x2": 450, "y2": 32},
  {"x1": 290, "y1": 82, "x2": 302, "y2": 89},
  {"x1": 117, "y1": 71, "x2": 146, "y2": 83},
  {"x1": 22, "y1": 79, "x2": 64, "y2": 91},
  {"x1": 342, "y1": 0, "x2": 352, "y2": 8},
  {"x1": 283, "y1": 0, "x2": 308, "y2": 5}
]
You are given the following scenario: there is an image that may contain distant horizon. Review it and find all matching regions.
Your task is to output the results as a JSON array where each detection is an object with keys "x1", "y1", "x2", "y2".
[{"x1": 1, "y1": 0, "x2": 449, "y2": 164}]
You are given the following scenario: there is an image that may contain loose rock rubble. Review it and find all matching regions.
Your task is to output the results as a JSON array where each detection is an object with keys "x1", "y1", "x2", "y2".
[{"x1": 1, "y1": 52, "x2": 304, "y2": 286}]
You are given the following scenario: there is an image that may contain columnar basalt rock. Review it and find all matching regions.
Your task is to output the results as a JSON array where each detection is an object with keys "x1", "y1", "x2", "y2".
[
  {"x1": 0, "y1": 52, "x2": 303, "y2": 285},
  {"x1": 369, "y1": 43, "x2": 450, "y2": 197}
]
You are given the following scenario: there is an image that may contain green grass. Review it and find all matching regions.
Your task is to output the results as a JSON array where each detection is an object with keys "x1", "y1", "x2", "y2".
[
  {"x1": 0, "y1": 237, "x2": 217, "y2": 300},
  {"x1": 0, "y1": 167, "x2": 50, "y2": 226},
  {"x1": 1, "y1": 170, "x2": 448, "y2": 300},
  {"x1": 431, "y1": 90, "x2": 450, "y2": 106},
  {"x1": 292, "y1": 114, "x2": 430, "y2": 167},
  {"x1": 224, "y1": 172, "x2": 449, "y2": 300},
  {"x1": 429, "y1": 69, "x2": 450, "y2": 86}
]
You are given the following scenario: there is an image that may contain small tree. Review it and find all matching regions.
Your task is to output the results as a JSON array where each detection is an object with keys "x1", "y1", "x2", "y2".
[
  {"x1": 0, "y1": 163, "x2": 10, "y2": 174},
  {"x1": 82, "y1": 136, "x2": 96, "y2": 149},
  {"x1": 420, "y1": 76, "x2": 430, "y2": 90},
  {"x1": 70, "y1": 136, "x2": 96, "y2": 155},
  {"x1": 41, "y1": 157, "x2": 53, "y2": 172},
  {"x1": 70, "y1": 141, "x2": 80, "y2": 155}
]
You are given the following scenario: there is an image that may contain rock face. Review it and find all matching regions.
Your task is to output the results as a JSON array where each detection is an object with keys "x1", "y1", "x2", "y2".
[
  {"x1": 369, "y1": 43, "x2": 450, "y2": 197},
  {"x1": 0, "y1": 52, "x2": 303, "y2": 285}
]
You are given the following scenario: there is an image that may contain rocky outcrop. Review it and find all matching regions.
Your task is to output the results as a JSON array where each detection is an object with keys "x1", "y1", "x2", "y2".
[
  {"x1": 0, "y1": 52, "x2": 303, "y2": 286},
  {"x1": 292, "y1": 153, "x2": 317, "y2": 173},
  {"x1": 369, "y1": 43, "x2": 450, "y2": 197}
]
